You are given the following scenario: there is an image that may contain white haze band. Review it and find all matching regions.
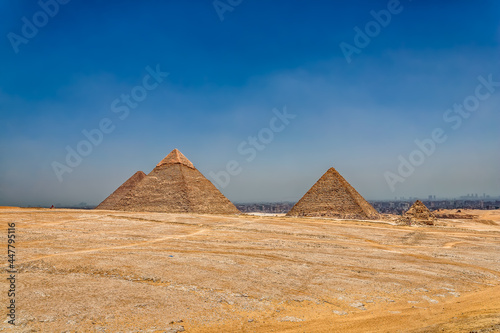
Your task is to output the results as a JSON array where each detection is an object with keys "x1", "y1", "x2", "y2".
[
  {"x1": 384, "y1": 74, "x2": 500, "y2": 192},
  {"x1": 210, "y1": 106, "x2": 296, "y2": 189}
]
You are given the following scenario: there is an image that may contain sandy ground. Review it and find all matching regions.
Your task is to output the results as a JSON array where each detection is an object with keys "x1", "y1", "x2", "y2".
[{"x1": 1, "y1": 208, "x2": 499, "y2": 332}]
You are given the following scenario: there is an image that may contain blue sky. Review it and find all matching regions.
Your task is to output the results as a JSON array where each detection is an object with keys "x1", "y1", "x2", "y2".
[{"x1": 0, "y1": 0, "x2": 499, "y2": 206}]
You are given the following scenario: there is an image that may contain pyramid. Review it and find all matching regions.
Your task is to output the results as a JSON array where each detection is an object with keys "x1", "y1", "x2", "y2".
[
  {"x1": 96, "y1": 171, "x2": 146, "y2": 210},
  {"x1": 109, "y1": 149, "x2": 240, "y2": 214},
  {"x1": 286, "y1": 167, "x2": 379, "y2": 220},
  {"x1": 400, "y1": 200, "x2": 435, "y2": 225}
]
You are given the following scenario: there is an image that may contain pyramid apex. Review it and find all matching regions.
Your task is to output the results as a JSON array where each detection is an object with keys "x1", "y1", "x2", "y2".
[{"x1": 156, "y1": 149, "x2": 195, "y2": 168}]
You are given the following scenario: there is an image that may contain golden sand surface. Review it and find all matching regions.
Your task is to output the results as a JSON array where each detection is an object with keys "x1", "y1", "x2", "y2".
[{"x1": 1, "y1": 208, "x2": 499, "y2": 332}]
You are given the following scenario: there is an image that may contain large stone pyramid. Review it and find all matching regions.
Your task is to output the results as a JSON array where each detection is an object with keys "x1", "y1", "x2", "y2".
[
  {"x1": 400, "y1": 200, "x2": 435, "y2": 225},
  {"x1": 100, "y1": 149, "x2": 240, "y2": 214},
  {"x1": 286, "y1": 167, "x2": 379, "y2": 220},
  {"x1": 96, "y1": 171, "x2": 146, "y2": 210}
]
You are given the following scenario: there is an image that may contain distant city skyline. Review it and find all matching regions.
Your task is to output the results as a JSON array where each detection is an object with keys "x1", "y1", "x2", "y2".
[
  {"x1": 35, "y1": 194, "x2": 500, "y2": 210},
  {"x1": 0, "y1": 1, "x2": 499, "y2": 206}
]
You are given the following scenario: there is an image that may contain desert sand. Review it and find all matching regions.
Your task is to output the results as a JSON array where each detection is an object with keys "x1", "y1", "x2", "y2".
[{"x1": 1, "y1": 208, "x2": 499, "y2": 332}]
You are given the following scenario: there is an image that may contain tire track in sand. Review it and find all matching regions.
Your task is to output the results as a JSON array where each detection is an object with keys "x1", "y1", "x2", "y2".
[{"x1": 5, "y1": 228, "x2": 208, "y2": 266}]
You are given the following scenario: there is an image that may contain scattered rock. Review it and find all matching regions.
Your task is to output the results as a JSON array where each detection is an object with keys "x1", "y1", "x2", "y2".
[
  {"x1": 278, "y1": 316, "x2": 303, "y2": 322},
  {"x1": 423, "y1": 296, "x2": 439, "y2": 304},
  {"x1": 349, "y1": 302, "x2": 366, "y2": 310},
  {"x1": 332, "y1": 310, "x2": 348, "y2": 315}
]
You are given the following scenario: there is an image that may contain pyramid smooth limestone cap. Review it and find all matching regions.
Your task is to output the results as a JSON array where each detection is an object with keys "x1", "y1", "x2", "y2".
[{"x1": 156, "y1": 149, "x2": 195, "y2": 168}]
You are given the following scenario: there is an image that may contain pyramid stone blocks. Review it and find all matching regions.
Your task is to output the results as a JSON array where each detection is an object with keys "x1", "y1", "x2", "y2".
[
  {"x1": 96, "y1": 171, "x2": 146, "y2": 210},
  {"x1": 96, "y1": 149, "x2": 239, "y2": 214},
  {"x1": 400, "y1": 200, "x2": 435, "y2": 225},
  {"x1": 286, "y1": 167, "x2": 379, "y2": 220}
]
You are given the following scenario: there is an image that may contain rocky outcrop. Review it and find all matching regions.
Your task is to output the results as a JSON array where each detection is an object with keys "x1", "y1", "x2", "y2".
[{"x1": 399, "y1": 200, "x2": 435, "y2": 225}]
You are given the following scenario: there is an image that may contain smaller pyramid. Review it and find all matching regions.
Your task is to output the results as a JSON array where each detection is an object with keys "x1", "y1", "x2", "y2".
[
  {"x1": 96, "y1": 171, "x2": 146, "y2": 210},
  {"x1": 400, "y1": 200, "x2": 435, "y2": 225},
  {"x1": 286, "y1": 167, "x2": 379, "y2": 220}
]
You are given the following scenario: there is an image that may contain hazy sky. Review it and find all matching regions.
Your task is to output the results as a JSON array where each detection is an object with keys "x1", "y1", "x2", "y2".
[{"x1": 0, "y1": 0, "x2": 499, "y2": 206}]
